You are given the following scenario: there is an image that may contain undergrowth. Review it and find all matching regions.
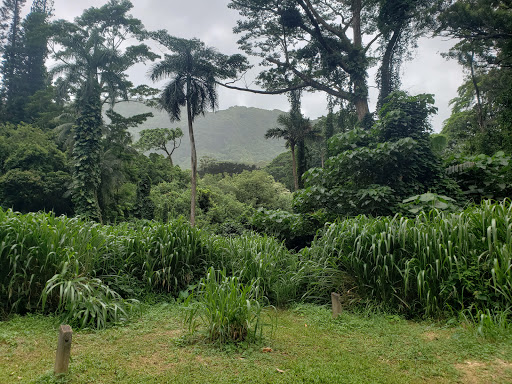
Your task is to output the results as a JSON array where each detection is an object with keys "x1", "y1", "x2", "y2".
[{"x1": 1, "y1": 199, "x2": 511, "y2": 334}]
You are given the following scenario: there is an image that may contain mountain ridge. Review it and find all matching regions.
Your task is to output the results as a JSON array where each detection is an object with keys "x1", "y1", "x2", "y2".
[{"x1": 112, "y1": 102, "x2": 288, "y2": 168}]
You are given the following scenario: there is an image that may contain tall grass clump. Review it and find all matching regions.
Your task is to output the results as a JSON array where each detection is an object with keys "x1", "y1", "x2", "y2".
[
  {"x1": 294, "y1": 245, "x2": 354, "y2": 304},
  {"x1": 0, "y1": 209, "x2": 209, "y2": 327},
  {"x1": 115, "y1": 218, "x2": 209, "y2": 295},
  {"x1": 305, "y1": 199, "x2": 512, "y2": 318},
  {"x1": 41, "y1": 261, "x2": 140, "y2": 329},
  {"x1": 0, "y1": 209, "x2": 108, "y2": 315},
  {"x1": 208, "y1": 233, "x2": 299, "y2": 306},
  {"x1": 185, "y1": 267, "x2": 272, "y2": 344}
]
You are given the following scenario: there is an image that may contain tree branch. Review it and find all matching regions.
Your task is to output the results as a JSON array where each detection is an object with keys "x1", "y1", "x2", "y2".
[
  {"x1": 363, "y1": 33, "x2": 382, "y2": 54},
  {"x1": 301, "y1": 0, "x2": 347, "y2": 41},
  {"x1": 216, "y1": 81, "x2": 308, "y2": 94},
  {"x1": 266, "y1": 57, "x2": 353, "y2": 100}
]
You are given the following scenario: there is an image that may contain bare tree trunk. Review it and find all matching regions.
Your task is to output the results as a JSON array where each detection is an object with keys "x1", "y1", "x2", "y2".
[
  {"x1": 163, "y1": 149, "x2": 174, "y2": 167},
  {"x1": 354, "y1": 98, "x2": 370, "y2": 121},
  {"x1": 291, "y1": 144, "x2": 299, "y2": 191},
  {"x1": 186, "y1": 100, "x2": 196, "y2": 227},
  {"x1": 351, "y1": 0, "x2": 370, "y2": 122},
  {"x1": 378, "y1": 27, "x2": 402, "y2": 108},
  {"x1": 470, "y1": 52, "x2": 485, "y2": 133},
  {"x1": 352, "y1": 0, "x2": 362, "y2": 49}
]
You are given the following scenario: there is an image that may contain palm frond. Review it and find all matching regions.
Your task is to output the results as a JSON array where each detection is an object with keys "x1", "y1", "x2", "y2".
[
  {"x1": 265, "y1": 127, "x2": 287, "y2": 140},
  {"x1": 159, "y1": 77, "x2": 187, "y2": 121}
]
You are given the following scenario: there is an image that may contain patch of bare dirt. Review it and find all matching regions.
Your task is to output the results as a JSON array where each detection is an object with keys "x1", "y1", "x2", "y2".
[
  {"x1": 423, "y1": 331, "x2": 440, "y2": 341},
  {"x1": 455, "y1": 359, "x2": 512, "y2": 383},
  {"x1": 421, "y1": 329, "x2": 452, "y2": 342},
  {"x1": 129, "y1": 352, "x2": 178, "y2": 374}
]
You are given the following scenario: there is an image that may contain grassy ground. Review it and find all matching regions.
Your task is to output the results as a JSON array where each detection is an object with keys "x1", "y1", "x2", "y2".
[{"x1": 1, "y1": 303, "x2": 511, "y2": 384}]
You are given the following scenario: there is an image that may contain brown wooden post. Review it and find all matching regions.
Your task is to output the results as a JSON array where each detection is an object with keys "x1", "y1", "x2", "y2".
[
  {"x1": 331, "y1": 292, "x2": 342, "y2": 318},
  {"x1": 54, "y1": 325, "x2": 72, "y2": 375}
]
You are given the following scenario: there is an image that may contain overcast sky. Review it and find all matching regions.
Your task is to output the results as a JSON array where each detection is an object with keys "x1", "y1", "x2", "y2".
[{"x1": 44, "y1": 0, "x2": 464, "y2": 132}]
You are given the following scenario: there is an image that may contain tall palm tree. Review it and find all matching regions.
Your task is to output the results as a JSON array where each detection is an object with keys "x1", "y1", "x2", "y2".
[
  {"x1": 149, "y1": 31, "x2": 248, "y2": 226},
  {"x1": 265, "y1": 113, "x2": 318, "y2": 191}
]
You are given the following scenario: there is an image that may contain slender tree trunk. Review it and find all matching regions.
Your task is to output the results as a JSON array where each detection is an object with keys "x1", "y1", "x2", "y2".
[
  {"x1": 324, "y1": 110, "x2": 334, "y2": 145},
  {"x1": 351, "y1": 0, "x2": 370, "y2": 122},
  {"x1": 470, "y1": 52, "x2": 485, "y2": 133},
  {"x1": 352, "y1": 0, "x2": 362, "y2": 49},
  {"x1": 291, "y1": 144, "x2": 299, "y2": 191},
  {"x1": 378, "y1": 27, "x2": 402, "y2": 108},
  {"x1": 297, "y1": 139, "x2": 306, "y2": 189},
  {"x1": 186, "y1": 100, "x2": 197, "y2": 227},
  {"x1": 163, "y1": 149, "x2": 174, "y2": 167}
]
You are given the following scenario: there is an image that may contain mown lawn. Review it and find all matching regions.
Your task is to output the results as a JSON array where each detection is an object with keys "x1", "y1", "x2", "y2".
[{"x1": 1, "y1": 303, "x2": 511, "y2": 384}]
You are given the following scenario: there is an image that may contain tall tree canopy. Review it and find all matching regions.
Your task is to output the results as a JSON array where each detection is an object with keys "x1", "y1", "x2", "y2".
[
  {"x1": 439, "y1": 0, "x2": 512, "y2": 154},
  {"x1": 136, "y1": 127, "x2": 183, "y2": 167},
  {"x1": 21, "y1": 0, "x2": 53, "y2": 107},
  {"x1": 51, "y1": 0, "x2": 157, "y2": 221},
  {"x1": 0, "y1": 0, "x2": 26, "y2": 121},
  {"x1": 228, "y1": 0, "x2": 440, "y2": 120},
  {"x1": 0, "y1": 0, "x2": 53, "y2": 123}
]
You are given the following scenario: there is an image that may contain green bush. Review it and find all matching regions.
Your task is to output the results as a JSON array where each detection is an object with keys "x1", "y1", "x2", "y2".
[
  {"x1": 0, "y1": 209, "x2": 104, "y2": 315},
  {"x1": 446, "y1": 151, "x2": 512, "y2": 203},
  {"x1": 400, "y1": 192, "x2": 461, "y2": 215},
  {"x1": 2, "y1": 199, "x2": 510, "y2": 329},
  {"x1": 119, "y1": 218, "x2": 208, "y2": 295},
  {"x1": 0, "y1": 209, "x2": 209, "y2": 322},
  {"x1": 294, "y1": 92, "x2": 461, "y2": 218},
  {"x1": 250, "y1": 208, "x2": 327, "y2": 249}
]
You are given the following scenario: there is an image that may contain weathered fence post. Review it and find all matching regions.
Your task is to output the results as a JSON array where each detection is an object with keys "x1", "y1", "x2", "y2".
[
  {"x1": 331, "y1": 292, "x2": 342, "y2": 318},
  {"x1": 54, "y1": 325, "x2": 72, "y2": 375}
]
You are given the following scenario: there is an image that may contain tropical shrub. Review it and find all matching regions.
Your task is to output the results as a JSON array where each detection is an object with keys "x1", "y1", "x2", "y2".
[
  {"x1": 294, "y1": 92, "x2": 461, "y2": 218},
  {"x1": 400, "y1": 192, "x2": 461, "y2": 215},
  {"x1": 250, "y1": 208, "x2": 327, "y2": 249},
  {"x1": 0, "y1": 209, "x2": 104, "y2": 315},
  {"x1": 0, "y1": 209, "x2": 209, "y2": 322},
  {"x1": 446, "y1": 151, "x2": 512, "y2": 203},
  {"x1": 0, "y1": 123, "x2": 72, "y2": 215},
  {"x1": 41, "y1": 261, "x2": 139, "y2": 329},
  {"x1": 202, "y1": 170, "x2": 292, "y2": 211},
  {"x1": 118, "y1": 218, "x2": 208, "y2": 295}
]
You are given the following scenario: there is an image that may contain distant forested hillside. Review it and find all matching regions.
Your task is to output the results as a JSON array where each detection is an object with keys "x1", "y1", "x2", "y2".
[{"x1": 111, "y1": 102, "x2": 287, "y2": 167}]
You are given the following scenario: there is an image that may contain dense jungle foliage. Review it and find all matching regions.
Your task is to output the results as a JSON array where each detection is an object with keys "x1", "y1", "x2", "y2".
[
  {"x1": 1, "y1": 200, "x2": 511, "y2": 332},
  {"x1": 1, "y1": 0, "x2": 511, "y2": 341}
]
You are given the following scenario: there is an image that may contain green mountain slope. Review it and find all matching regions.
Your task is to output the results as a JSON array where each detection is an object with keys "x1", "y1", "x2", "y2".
[{"x1": 112, "y1": 102, "x2": 287, "y2": 167}]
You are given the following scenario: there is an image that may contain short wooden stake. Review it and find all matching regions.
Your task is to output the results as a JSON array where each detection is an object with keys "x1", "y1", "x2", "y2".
[
  {"x1": 331, "y1": 292, "x2": 342, "y2": 318},
  {"x1": 54, "y1": 325, "x2": 72, "y2": 375}
]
